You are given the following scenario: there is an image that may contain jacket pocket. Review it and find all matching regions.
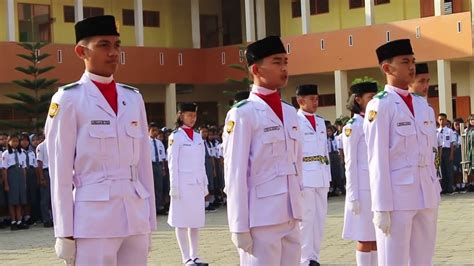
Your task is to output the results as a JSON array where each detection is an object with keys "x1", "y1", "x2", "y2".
[
  {"x1": 75, "y1": 182, "x2": 110, "y2": 202},
  {"x1": 255, "y1": 176, "x2": 288, "y2": 198}
]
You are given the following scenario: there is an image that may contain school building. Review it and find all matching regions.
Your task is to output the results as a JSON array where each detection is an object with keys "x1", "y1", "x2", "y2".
[{"x1": 0, "y1": 0, "x2": 473, "y2": 128}]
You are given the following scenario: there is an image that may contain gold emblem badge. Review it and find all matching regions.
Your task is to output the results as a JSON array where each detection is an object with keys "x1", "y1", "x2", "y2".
[
  {"x1": 226, "y1": 120, "x2": 235, "y2": 134},
  {"x1": 168, "y1": 138, "x2": 174, "y2": 147},
  {"x1": 368, "y1": 110, "x2": 377, "y2": 122},
  {"x1": 345, "y1": 128, "x2": 352, "y2": 137},
  {"x1": 48, "y1": 103, "x2": 59, "y2": 118}
]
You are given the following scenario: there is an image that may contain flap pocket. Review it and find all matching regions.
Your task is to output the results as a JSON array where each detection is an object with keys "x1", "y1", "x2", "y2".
[
  {"x1": 133, "y1": 181, "x2": 150, "y2": 199},
  {"x1": 395, "y1": 122, "x2": 416, "y2": 136},
  {"x1": 391, "y1": 168, "x2": 414, "y2": 185},
  {"x1": 288, "y1": 126, "x2": 299, "y2": 140},
  {"x1": 75, "y1": 182, "x2": 110, "y2": 202},
  {"x1": 89, "y1": 127, "x2": 116, "y2": 138},
  {"x1": 256, "y1": 176, "x2": 288, "y2": 198},
  {"x1": 125, "y1": 124, "x2": 144, "y2": 138}
]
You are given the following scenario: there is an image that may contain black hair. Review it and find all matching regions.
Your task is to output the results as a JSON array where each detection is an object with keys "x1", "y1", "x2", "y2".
[
  {"x1": 438, "y1": 113, "x2": 448, "y2": 118},
  {"x1": 6, "y1": 134, "x2": 21, "y2": 154},
  {"x1": 19, "y1": 133, "x2": 31, "y2": 149},
  {"x1": 174, "y1": 112, "x2": 184, "y2": 130},
  {"x1": 148, "y1": 122, "x2": 159, "y2": 130}
]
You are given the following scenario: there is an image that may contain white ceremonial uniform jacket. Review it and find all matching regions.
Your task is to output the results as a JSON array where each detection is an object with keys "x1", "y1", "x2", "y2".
[
  {"x1": 412, "y1": 94, "x2": 440, "y2": 181},
  {"x1": 45, "y1": 73, "x2": 156, "y2": 238},
  {"x1": 342, "y1": 114, "x2": 370, "y2": 202},
  {"x1": 297, "y1": 110, "x2": 331, "y2": 188},
  {"x1": 223, "y1": 87, "x2": 303, "y2": 233},
  {"x1": 363, "y1": 85, "x2": 440, "y2": 212},
  {"x1": 167, "y1": 128, "x2": 208, "y2": 190}
]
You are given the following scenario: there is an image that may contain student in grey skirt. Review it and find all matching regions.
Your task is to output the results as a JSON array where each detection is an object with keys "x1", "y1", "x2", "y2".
[
  {"x1": 20, "y1": 133, "x2": 39, "y2": 225},
  {"x1": 2, "y1": 134, "x2": 28, "y2": 230}
]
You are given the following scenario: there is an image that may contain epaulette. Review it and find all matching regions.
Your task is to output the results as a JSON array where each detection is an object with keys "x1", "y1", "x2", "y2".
[
  {"x1": 411, "y1": 92, "x2": 422, "y2": 97},
  {"x1": 316, "y1": 114, "x2": 324, "y2": 119},
  {"x1": 374, "y1": 91, "x2": 387, "y2": 99},
  {"x1": 172, "y1": 129, "x2": 178, "y2": 134},
  {"x1": 346, "y1": 118, "x2": 355, "y2": 125},
  {"x1": 232, "y1": 100, "x2": 248, "y2": 108},
  {"x1": 119, "y1": 84, "x2": 140, "y2": 93},
  {"x1": 60, "y1": 82, "x2": 79, "y2": 91},
  {"x1": 281, "y1": 100, "x2": 292, "y2": 106}
]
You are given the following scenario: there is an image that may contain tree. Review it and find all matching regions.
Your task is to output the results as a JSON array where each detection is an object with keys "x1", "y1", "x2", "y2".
[
  {"x1": 1, "y1": 42, "x2": 58, "y2": 132},
  {"x1": 351, "y1": 76, "x2": 383, "y2": 91}
]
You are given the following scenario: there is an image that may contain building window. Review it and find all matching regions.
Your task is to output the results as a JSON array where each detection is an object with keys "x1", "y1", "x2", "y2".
[
  {"x1": 64, "y1": 6, "x2": 75, "y2": 22},
  {"x1": 122, "y1": 9, "x2": 134, "y2": 26},
  {"x1": 292, "y1": 0, "x2": 329, "y2": 17},
  {"x1": 312, "y1": 0, "x2": 329, "y2": 14},
  {"x1": 83, "y1": 7, "x2": 104, "y2": 18},
  {"x1": 291, "y1": 0, "x2": 301, "y2": 18},
  {"x1": 143, "y1": 11, "x2": 160, "y2": 27},
  {"x1": 18, "y1": 3, "x2": 51, "y2": 42},
  {"x1": 63, "y1": 6, "x2": 104, "y2": 22},
  {"x1": 349, "y1": 0, "x2": 390, "y2": 9},
  {"x1": 122, "y1": 10, "x2": 160, "y2": 27}
]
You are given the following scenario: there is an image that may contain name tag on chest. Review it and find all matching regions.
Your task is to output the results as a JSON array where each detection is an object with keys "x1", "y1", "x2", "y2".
[
  {"x1": 91, "y1": 120, "x2": 110, "y2": 125},
  {"x1": 264, "y1": 126, "x2": 281, "y2": 133},
  {"x1": 397, "y1": 121, "x2": 411, "y2": 127}
]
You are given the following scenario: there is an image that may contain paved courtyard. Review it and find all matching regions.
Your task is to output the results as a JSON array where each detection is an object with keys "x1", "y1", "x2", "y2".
[{"x1": 0, "y1": 193, "x2": 473, "y2": 265}]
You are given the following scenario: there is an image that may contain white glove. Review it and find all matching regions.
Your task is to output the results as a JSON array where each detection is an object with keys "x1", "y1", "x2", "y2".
[
  {"x1": 231, "y1": 232, "x2": 253, "y2": 253},
  {"x1": 169, "y1": 187, "x2": 179, "y2": 199},
  {"x1": 373, "y1": 211, "x2": 391, "y2": 236},
  {"x1": 348, "y1": 200, "x2": 360, "y2": 215},
  {"x1": 55, "y1": 238, "x2": 76, "y2": 265}
]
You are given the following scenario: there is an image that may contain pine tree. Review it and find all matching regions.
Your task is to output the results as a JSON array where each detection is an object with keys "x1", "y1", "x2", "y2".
[{"x1": 1, "y1": 42, "x2": 58, "y2": 132}]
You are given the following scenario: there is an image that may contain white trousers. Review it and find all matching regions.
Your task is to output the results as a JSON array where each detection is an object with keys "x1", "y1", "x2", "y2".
[
  {"x1": 75, "y1": 234, "x2": 149, "y2": 266},
  {"x1": 300, "y1": 187, "x2": 329, "y2": 265},
  {"x1": 376, "y1": 208, "x2": 438, "y2": 266},
  {"x1": 240, "y1": 219, "x2": 301, "y2": 266}
]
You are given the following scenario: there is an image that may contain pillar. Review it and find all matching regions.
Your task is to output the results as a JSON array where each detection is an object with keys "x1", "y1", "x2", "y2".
[
  {"x1": 437, "y1": 60, "x2": 453, "y2": 119},
  {"x1": 134, "y1": 0, "x2": 144, "y2": 46},
  {"x1": 301, "y1": 0, "x2": 311, "y2": 34},
  {"x1": 334, "y1": 70, "x2": 349, "y2": 118},
  {"x1": 166, "y1": 83, "x2": 177, "y2": 128},
  {"x1": 256, "y1": 0, "x2": 266, "y2": 39},
  {"x1": 245, "y1": 0, "x2": 256, "y2": 42}
]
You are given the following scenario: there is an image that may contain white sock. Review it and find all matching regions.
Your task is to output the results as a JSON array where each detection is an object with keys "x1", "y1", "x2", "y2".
[
  {"x1": 371, "y1": 251, "x2": 378, "y2": 266},
  {"x1": 356, "y1": 250, "x2": 372, "y2": 266},
  {"x1": 176, "y1": 228, "x2": 191, "y2": 263},
  {"x1": 205, "y1": 201, "x2": 210, "y2": 208},
  {"x1": 24, "y1": 215, "x2": 30, "y2": 221},
  {"x1": 189, "y1": 228, "x2": 199, "y2": 259}
]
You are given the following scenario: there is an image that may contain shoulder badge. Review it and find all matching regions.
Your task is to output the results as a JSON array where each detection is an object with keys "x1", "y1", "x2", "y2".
[
  {"x1": 368, "y1": 110, "x2": 377, "y2": 122},
  {"x1": 345, "y1": 128, "x2": 352, "y2": 137},
  {"x1": 374, "y1": 91, "x2": 387, "y2": 99},
  {"x1": 346, "y1": 118, "x2": 355, "y2": 125},
  {"x1": 226, "y1": 120, "x2": 235, "y2": 134},
  {"x1": 232, "y1": 100, "x2": 248, "y2": 108},
  {"x1": 120, "y1": 84, "x2": 140, "y2": 93},
  {"x1": 281, "y1": 100, "x2": 293, "y2": 107},
  {"x1": 168, "y1": 138, "x2": 174, "y2": 147},
  {"x1": 48, "y1": 102, "x2": 59, "y2": 118},
  {"x1": 60, "y1": 82, "x2": 79, "y2": 91}
]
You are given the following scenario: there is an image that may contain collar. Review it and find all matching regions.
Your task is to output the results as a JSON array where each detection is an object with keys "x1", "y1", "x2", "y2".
[
  {"x1": 300, "y1": 109, "x2": 314, "y2": 116},
  {"x1": 251, "y1": 84, "x2": 279, "y2": 96},
  {"x1": 85, "y1": 70, "x2": 114, "y2": 84},
  {"x1": 386, "y1": 84, "x2": 410, "y2": 97},
  {"x1": 182, "y1": 125, "x2": 192, "y2": 129}
]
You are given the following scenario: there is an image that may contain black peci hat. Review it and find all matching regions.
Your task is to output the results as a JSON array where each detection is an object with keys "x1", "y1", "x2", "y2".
[
  {"x1": 415, "y1": 63, "x2": 429, "y2": 75},
  {"x1": 376, "y1": 39, "x2": 414, "y2": 63},
  {"x1": 350, "y1": 82, "x2": 378, "y2": 94},
  {"x1": 296, "y1": 84, "x2": 318, "y2": 96},
  {"x1": 178, "y1": 102, "x2": 198, "y2": 112},
  {"x1": 245, "y1": 36, "x2": 287, "y2": 66},
  {"x1": 75, "y1": 15, "x2": 120, "y2": 43}
]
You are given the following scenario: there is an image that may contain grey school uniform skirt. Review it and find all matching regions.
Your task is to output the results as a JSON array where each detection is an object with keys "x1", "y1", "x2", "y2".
[{"x1": 7, "y1": 165, "x2": 27, "y2": 205}]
